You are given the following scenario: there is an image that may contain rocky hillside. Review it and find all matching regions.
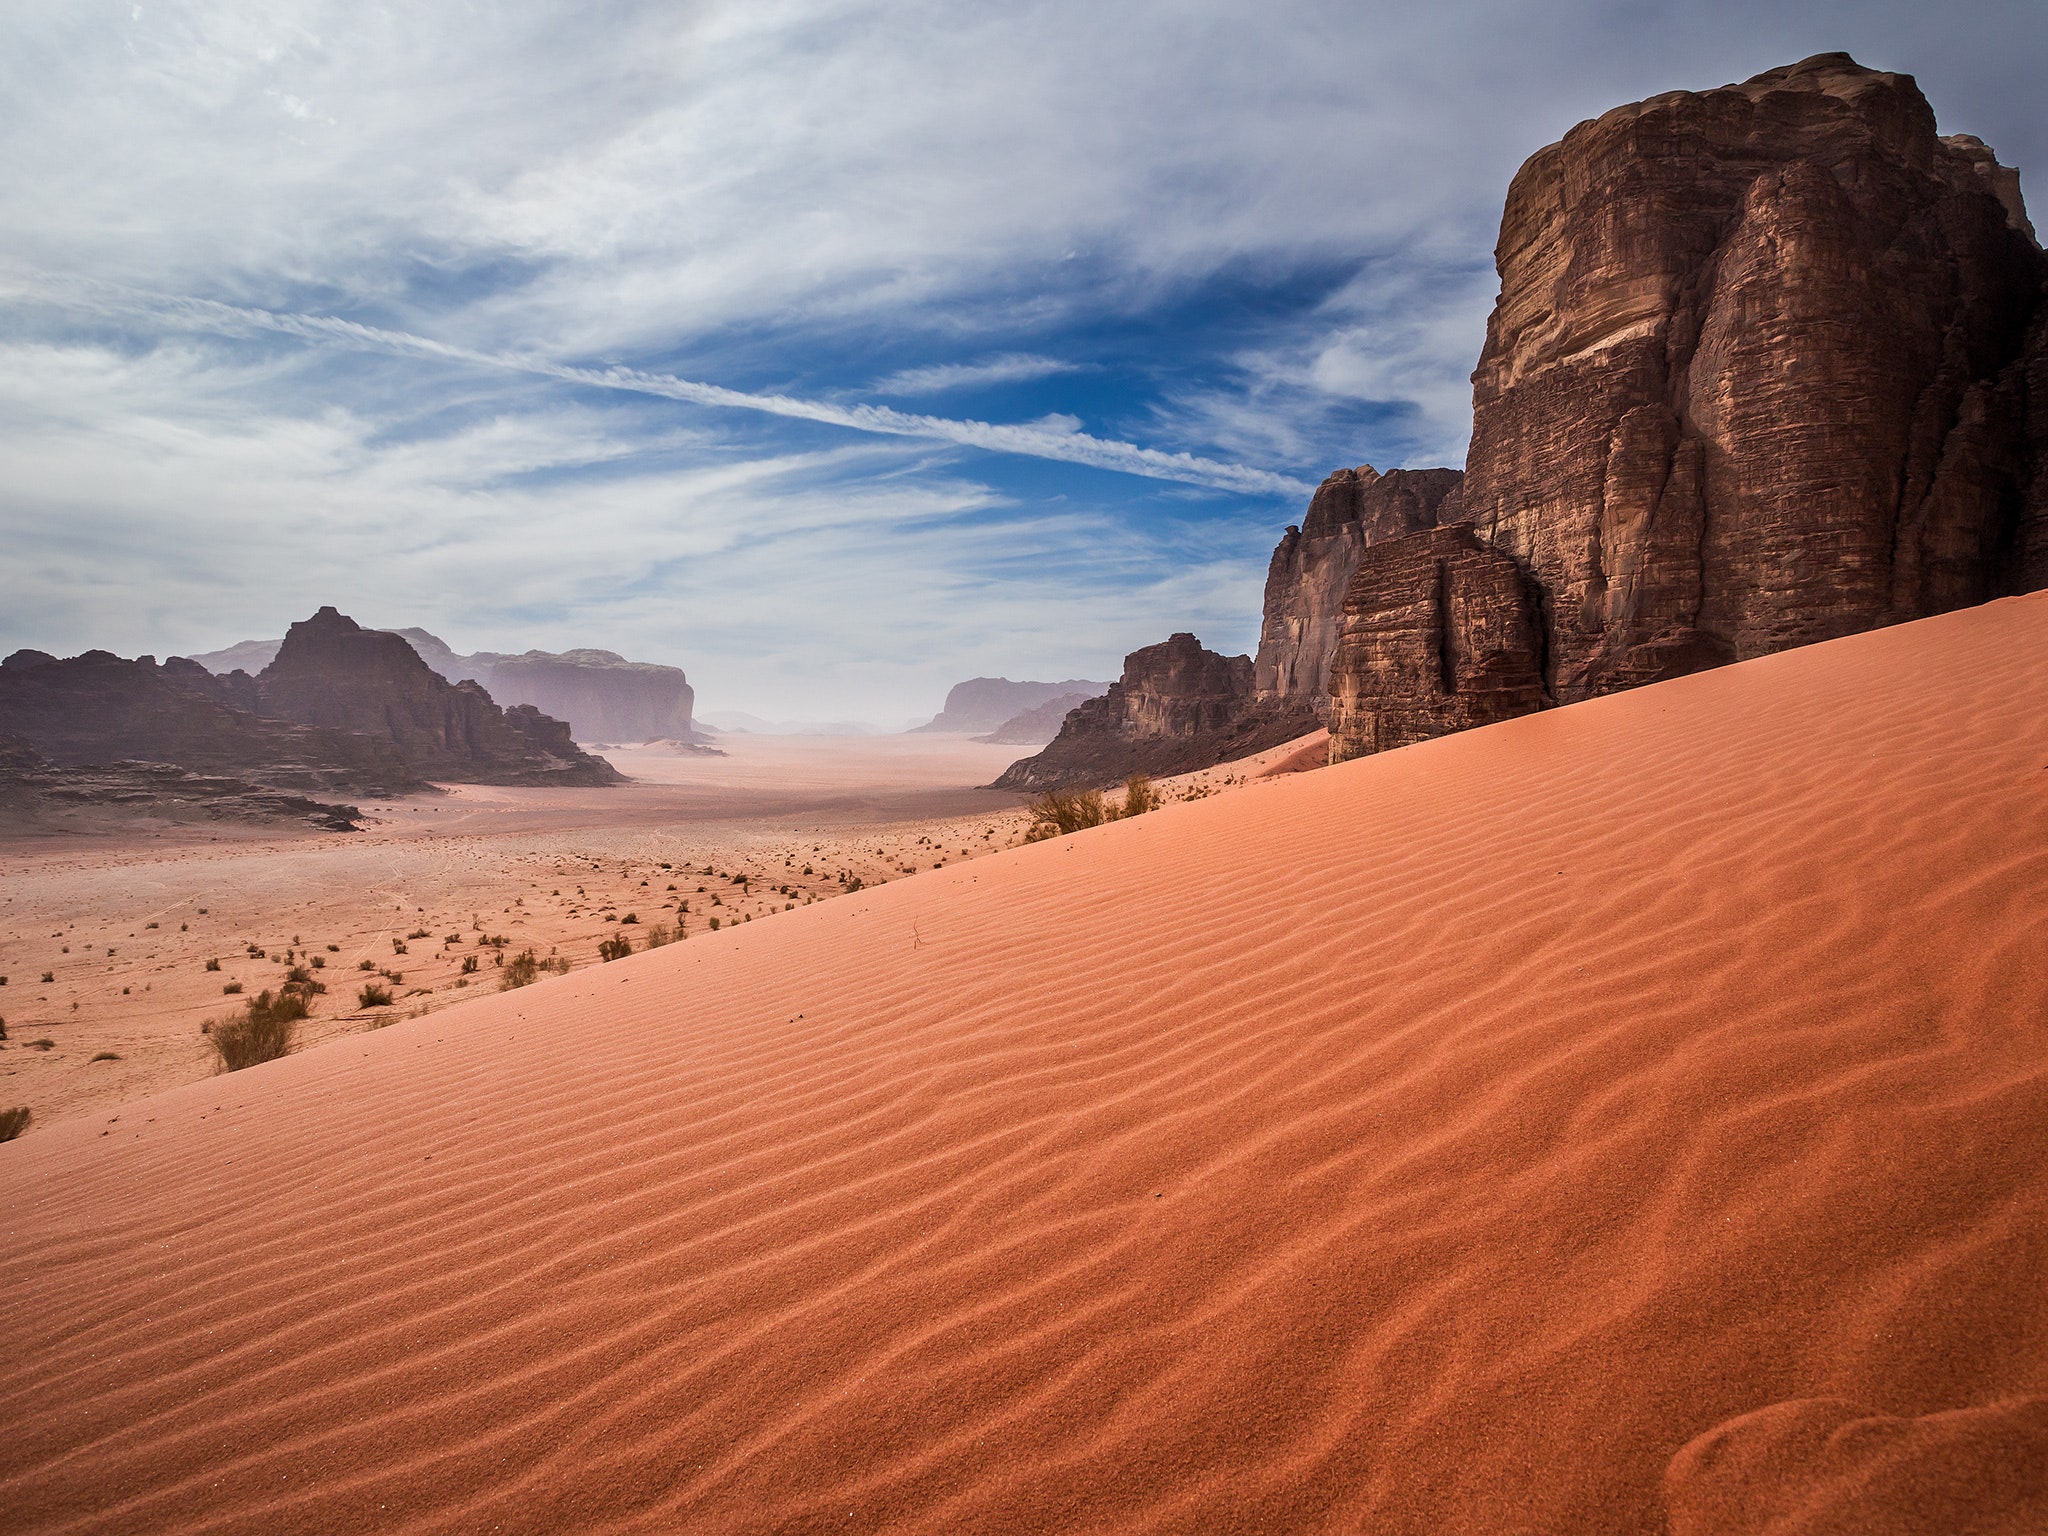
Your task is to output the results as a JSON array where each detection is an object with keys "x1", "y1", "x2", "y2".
[
  {"x1": 1330, "y1": 52, "x2": 2048, "y2": 760},
  {"x1": 992, "y1": 635, "x2": 1315, "y2": 789},
  {"x1": 257, "y1": 609, "x2": 623, "y2": 786}
]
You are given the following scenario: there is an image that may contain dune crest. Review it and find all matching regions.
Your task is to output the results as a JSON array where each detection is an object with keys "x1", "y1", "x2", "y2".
[{"x1": 3, "y1": 595, "x2": 2047, "y2": 1533}]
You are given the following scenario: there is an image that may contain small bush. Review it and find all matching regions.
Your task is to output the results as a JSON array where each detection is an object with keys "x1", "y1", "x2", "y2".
[
  {"x1": 358, "y1": 982, "x2": 393, "y2": 1008},
  {"x1": 391, "y1": 939, "x2": 408, "y2": 955},
  {"x1": 41, "y1": 971, "x2": 55, "y2": 983},
  {"x1": 460, "y1": 954, "x2": 478, "y2": 975},
  {"x1": 28, "y1": 1039, "x2": 54, "y2": 1051},
  {"x1": 208, "y1": 989, "x2": 306, "y2": 1071},
  {"x1": 620, "y1": 912, "x2": 639, "y2": 925},
  {"x1": 205, "y1": 957, "x2": 221, "y2": 971},
  {"x1": 644, "y1": 923, "x2": 672, "y2": 948},
  {"x1": 598, "y1": 935, "x2": 633, "y2": 962},
  {"x1": 326, "y1": 943, "x2": 340, "y2": 952},
  {"x1": 0, "y1": 1106, "x2": 28, "y2": 1142},
  {"x1": 1025, "y1": 788, "x2": 1107, "y2": 841},
  {"x1": 499, "y1": 949, "x2": 567, "y2": 989},
  {"x1": 359, "y1": 959, "x2": 376, "y2": 971},
  {"x1": 223, "y1": 981, "x2": 244, "y2": 995},
  {"x1": 91, "y1": 1051, "x2": 121, "y2": 1063},
  {"x1": 709, "y1": 916, "x2": 720, "y2": 931},
  {"x1": 1120, "y1": 773, "x2": 1159, "y2": 817},
  {"x1": 406, "y1": 928, "x2": 430, "y2": 940}
]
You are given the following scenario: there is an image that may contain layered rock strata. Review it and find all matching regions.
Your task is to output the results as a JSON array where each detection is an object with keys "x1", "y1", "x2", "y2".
[
  {"x1": 1455, "y1": 52, "x2": 2047, "y2": 703},
  {"x1": 1254, "y1": 466, "x2": 1465, "y2": 709},
  {"x1": 256, "y1": 609, "x2": 622, "y2": 786},
  {"x1": 1326, "y1": 526, "x2": 1549, "y2": 763},
  {"x1": 993, "y1": 634, "x2": 1316, "y2": 790},
  {"x1": 0, "y1": 734, "x2": 362, "y2": 833}
]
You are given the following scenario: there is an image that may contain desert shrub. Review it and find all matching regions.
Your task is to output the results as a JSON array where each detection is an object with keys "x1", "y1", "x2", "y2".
[
  {"x1": 620, "y1": 912, "x2": 639, "y2": 925},
  {"x1": 40, "y1": 971, "x2": 54, "y2": 983},
  {"x1": 310, "y1": 955, "x2": 325, "y2": 969},
  {"x1": 1119, "y1": 773, "x2": 1159, "y2": 817},
  {"x1": 598, "y1": 935, "x2": 633, "y2": 962},
  {"x1": 358, "y1": 982, "x2": 393, "y2": 1008},
  {"x1": 460, "y1": 954, "x2": 478, "y2": 975},
  {"x1": 501, "y1": 950, "x2": 540, "y2": 989},
  {"x1": 380, "y1": 969, "x2": 404, "y2": 984},
  {"x1": 407, "y1": 928, "x2": 430, "y2": 940},
  {"x1": 208, "y1": 989, "x2": 306, "y2": 1071},
  {"x1": 644, "y1": 923, "x2": 672, "y2": 948},
  {"x1": 0, "y1": 1106, "x2": 28, "y2": 1142},
  {"x1": 205, "y1": 957, "x2": 221, "y2": 972},
  {"x1": 359, "y1": 959, "x2": 376, "y2": 971},
  {"x1": 91, "y1": 1051, "x2": 120, "y2": 1062},
  {"x1": 325, "y1": 943, "x2": 340, "y2": 952},
  {"x1": 1025, "y1": 788, "x2": 1108, "y2": 841},
  {"x1": 709, "y1": 916, "x2": 720, "y2": 931},
  {"x1": 28, "y1": 1039, "x2": 54, "y2": 1051},
  {"x1": 222, "y1": 981, "x2": 244, "y2": 995},
  {"x1": 391, "y1": 939, "x2": 408, "y2": 955}
]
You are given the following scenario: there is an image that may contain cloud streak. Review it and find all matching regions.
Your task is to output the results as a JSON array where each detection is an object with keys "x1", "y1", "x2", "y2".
[{"x1": 18, "y1": 277, "x2": 1309, "y2": 498}]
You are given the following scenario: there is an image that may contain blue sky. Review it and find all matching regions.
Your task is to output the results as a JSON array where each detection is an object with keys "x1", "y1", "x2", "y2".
[{"x1": 1, "y1": 1, "x2": 2042, "y2": 720}]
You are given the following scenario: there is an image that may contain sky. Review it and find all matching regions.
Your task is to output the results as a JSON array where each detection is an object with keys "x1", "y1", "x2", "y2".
[{"x1": 2, "y1": 1, "x2": 2043, "y2": 721}]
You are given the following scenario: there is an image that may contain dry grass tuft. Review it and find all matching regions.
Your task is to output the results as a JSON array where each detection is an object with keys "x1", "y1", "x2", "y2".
[
  {"x1": 208, "y1": 989, "x2": 308, "y2": 1072},
  {"x1": 0, "y1": 1105, "x2": 28, "y2": 1142}
]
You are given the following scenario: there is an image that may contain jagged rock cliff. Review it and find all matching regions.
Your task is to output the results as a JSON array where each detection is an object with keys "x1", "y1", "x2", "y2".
[
  {"x1": 257, "y1": 609, "x2": 622, "y2": 786},
  {"x1": 914, "y1": 677, "x2": 1112, "y2": 734},
  {"x1": 1326, "y1": 526, "x2": 1548, "y2": 763},
  {"x1": 993, "y1": 635, "x2": 1315, "y2": 790},
  {"x1": 0, "y1": 648, "x2": 421, "y2": 796},
  {"x1": 1254, "y1": 466, "x2": 1464, "y2": 709},
  {"x1": 1458, "y1": 52, "x2": 2047, "y2": 703},
  {"x1": 472, "y1": 649, "x2": 695, "y2": 743}
]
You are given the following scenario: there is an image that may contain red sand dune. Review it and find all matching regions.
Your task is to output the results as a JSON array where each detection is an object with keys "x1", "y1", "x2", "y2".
[{"x1": 5, "y1": 596, "x2": 2047, "y2": 1534}]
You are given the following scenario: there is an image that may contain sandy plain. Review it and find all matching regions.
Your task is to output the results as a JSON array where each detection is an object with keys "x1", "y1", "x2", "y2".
[
  {"x1": 4, "y1": 597, "x2": 2046, "y2": 1533},
  {"x1": 0, "y1": 731, "x2": 1295, "y2": 1133}
]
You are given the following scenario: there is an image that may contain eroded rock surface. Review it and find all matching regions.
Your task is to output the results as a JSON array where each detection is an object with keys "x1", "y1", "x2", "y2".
[
  {"x1": 1327, "y1": 526, "x2": 1548, "y2": 763},
  {"x1": 473, "y1": 649, "x2": 696, "y2": 743},
  {"x1": 1255, "y1": 466, "x2": 1464, "y2": 710},
  {"x1": 993, "y1": 634, "x2": 1315, "y2": 789},
  {"x1": 1456, "y1": 52, "x2": 2047, "y2": 702},
  {"x1": 257, "y1": 609, "x2": 623, "y2": 786}
]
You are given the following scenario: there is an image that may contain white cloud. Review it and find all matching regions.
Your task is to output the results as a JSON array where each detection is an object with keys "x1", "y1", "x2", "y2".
[{"x1": 870, "y1": 353, "x2": 1083, "y2": 396}]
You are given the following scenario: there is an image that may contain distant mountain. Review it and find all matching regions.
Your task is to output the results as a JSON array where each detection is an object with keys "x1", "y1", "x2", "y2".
[
  {"x1": 911, "y1": 677, "x2": 1111, "y2": 734},
  {"x1": 972, "y1": 693, "x2": 1099, "y2": 745},
  {"x1": 190, "y1": 627, "x2": 694, "y2": 743}
]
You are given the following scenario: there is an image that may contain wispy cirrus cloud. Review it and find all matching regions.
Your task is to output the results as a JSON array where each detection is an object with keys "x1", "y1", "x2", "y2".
[{"x1": 870, "y1": 353, "x2": 1085, "y2": 396}]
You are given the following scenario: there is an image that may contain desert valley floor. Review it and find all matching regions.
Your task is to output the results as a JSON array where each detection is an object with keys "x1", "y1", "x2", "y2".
[{"x1": 3, "y1": 595, "x2": 2047, "y2": 1532}]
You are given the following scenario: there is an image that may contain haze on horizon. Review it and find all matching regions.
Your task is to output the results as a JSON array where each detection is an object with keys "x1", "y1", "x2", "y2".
[{"x1": 2, "y1": 0, "x2": 2041, "y2": 721}]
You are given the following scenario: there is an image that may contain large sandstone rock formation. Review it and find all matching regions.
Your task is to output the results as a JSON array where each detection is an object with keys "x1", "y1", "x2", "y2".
[
  {"x1": 471, "y1": 649, "x2": 696, "y2": 743},
  {"x1": 1457, "y1": 52, "x2": 2047, "y2": 703},
  {"x1": 256, "y1": 609, "x2": 622, "y2": 786},
  {"x1": 913, "y1": 677, "x2": 1111, "y2": 735},
  {"x1": 1254, "y1": 466, "x2": 1464, "y2": 709},
  {"x1": 1326, "y1": 526, "x2": 1548, "y2": 762},
  {"x1": 993, "y1": 634, "x2": 1315, "y2": 790},
  {"x1": 0, "y1": 648, "x2": 420, "y2": 796}
]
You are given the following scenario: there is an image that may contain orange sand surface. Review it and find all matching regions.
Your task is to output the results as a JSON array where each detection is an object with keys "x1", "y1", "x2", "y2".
[{"x1": 4, "y1": 598, "x2": 2046, "y2": 1532}]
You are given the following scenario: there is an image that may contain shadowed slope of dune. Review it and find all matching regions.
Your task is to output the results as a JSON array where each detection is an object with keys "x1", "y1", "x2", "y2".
[{"x1": 3, "y1": 595, "x2": 2047, "y2": 1535}]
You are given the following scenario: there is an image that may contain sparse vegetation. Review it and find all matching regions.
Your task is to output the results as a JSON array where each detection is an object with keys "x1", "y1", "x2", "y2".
[
  {"x1": 460, "y1": 954, "x2": 478, "y2": 975},
  {"x1": 598, "y1": 935, "x2": 633, "y2": 962},
  {"x1": 205, "y1": 957, "x2": 221, "y2": 971},
  {"x1": 358, "y1": 982, "x2": 393, "y2": 1008},
  {"x1": 91, "y1": 1051, "x2": 121, "y2": 1063},
  {"x1": 359, "y1": 959, "x2": 376, "y2": 971},
  {"x1": 222, "y1": 981, "x2": 244, "y2": 995},
  {"x1": 644, "y1": 923, "x2": 672, "y2": 948},
  {"x1": 1024, "y1": 775, "x2": 1159, "y2": 842},
  {"x1": 41, "y1": 971, "x2": 54, "y2": 983},
  {"x1": 499, "y1": 949, "x2": 571, "y2": 990},
  {"x1": 0, "y1": 1106, "x2": 28, "y2": 1142},
  {"x1": 207, "y1": 989, "x2": 308, "y2": 1071}
]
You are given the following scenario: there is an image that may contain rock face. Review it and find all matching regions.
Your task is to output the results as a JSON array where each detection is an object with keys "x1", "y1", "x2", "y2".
[
  {"x1": 993, "y1": 635, "x2": 1316, "y2": 789},
  {"x1": 0, "y1": 733, "x2": 362, "y2": 834},
  {"x1": 471, "y1": 649, "x2": 695, "y2": 743},
  {"x1": 257, "y1": 609, "x2": 622, "y2": 786},
  {"x1": 0, "y1": 648, "x2": 420, "y2": 796},
  {"x1": 973, "y1": 693, "x2": 1101, "y2": 745},
  {"x1": 1326, "y1": 526, "x2": 1549, "y2": 763},
  {"x1": 913, "y1": 678, "x2": 1112, "y2": 735},
  {"x1": 1455, "y1": 52, "x2": 2047, "y2": 704},
  {"x1": 1254, "y1": 466, "x2": 1465, "y2": 709}
]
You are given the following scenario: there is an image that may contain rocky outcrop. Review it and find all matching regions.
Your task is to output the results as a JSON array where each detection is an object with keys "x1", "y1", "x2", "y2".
[
  {"x1": 0, "y1": 733, "x2": 362, "y2": 834},
  {"x1": 973, "y1": 693, "x2": 1101, "y2": 745},
  {"x1": 1254, "y1": 466, "x2": 1464, "y2": 710},
  {"x1": 256, "y1": 609, "x2": 622, "y2": 786},
  {"x1": 1457, "y1": 53, "x2": 2047, "y2": 703},
  {"x1": 993, "y1": 635, "x2": 1317, "y2": 789},
  {"x1": 1326, "y1": 526, "x2": 1549, "y2": 763},
  {"x1": 471, "y1": 649, "x2": 695, "y2": 743},
  {"x1": 0, "y1": 648, "x2": 421, "y2": 796},
  {"x1": 914, "y1": 677, "x2": 1112, "y2": 734}
]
